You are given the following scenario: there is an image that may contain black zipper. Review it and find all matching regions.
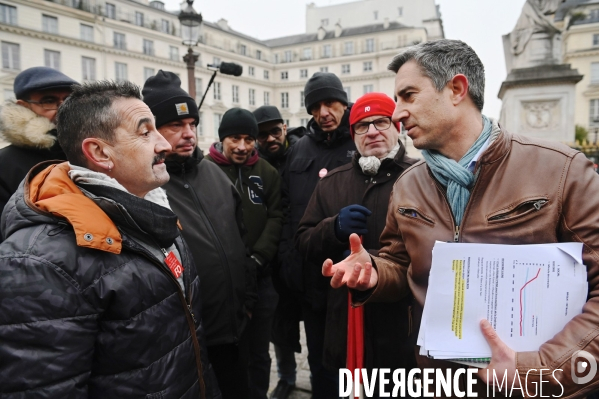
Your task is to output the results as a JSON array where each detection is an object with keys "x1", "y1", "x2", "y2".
[
  {"x1": 182, "y1": 165, "x2": 239, "y2": 340},
  {"x1": 488, "y1": 199, "x2": 548, "y2": 222}
]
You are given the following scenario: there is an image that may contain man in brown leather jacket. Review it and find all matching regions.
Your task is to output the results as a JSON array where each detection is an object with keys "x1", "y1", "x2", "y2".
[{"x1": 324, "y1": 39, "x2": 599, "y2": 398}]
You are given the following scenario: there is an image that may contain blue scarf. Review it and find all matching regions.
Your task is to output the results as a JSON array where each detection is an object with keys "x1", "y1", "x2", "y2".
[{"x1": 421, "y1": 115, "x2": 492, "y2": 226}]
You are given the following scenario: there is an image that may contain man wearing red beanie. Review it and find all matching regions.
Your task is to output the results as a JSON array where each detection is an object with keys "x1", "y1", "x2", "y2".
[{"x1": 296, "y1": 92, "x2": 418, "y2": 396}]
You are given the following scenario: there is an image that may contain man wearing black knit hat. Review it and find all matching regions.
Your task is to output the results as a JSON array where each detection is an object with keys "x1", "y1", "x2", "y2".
[
  {"x1": 206, "y1": 108, "x2": 283, "y2": 399},
  {"x1": 278, "y1": 72, "x2": 356, "y2": 398},
  {"x1": 143, "y1": 71, "x2": 256, "y2": 399}
]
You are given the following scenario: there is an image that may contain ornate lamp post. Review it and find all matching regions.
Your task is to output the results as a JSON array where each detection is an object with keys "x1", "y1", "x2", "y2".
[{"x1": 178, "y1": 0, "x2": 202, "y2": 99}]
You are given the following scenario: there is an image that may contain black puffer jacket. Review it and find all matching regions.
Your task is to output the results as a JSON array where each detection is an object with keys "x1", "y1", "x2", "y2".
[
  {"x1": 163, "y1": 149, "x2": 256, "y2": 346},
  {"x1": 280, "y1": 106, "x2": 356, "y2": 310},
  {"x1": 0, "y1": 162, "x2": 220, "y2": 399}
]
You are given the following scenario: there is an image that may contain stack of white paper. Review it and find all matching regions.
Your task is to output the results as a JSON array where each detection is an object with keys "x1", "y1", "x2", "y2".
[{"x1": 417, "y1": 242, "x2": 588, "y2": 366}]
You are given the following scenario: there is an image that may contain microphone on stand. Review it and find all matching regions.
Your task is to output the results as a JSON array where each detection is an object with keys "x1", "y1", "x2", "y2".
[{"x1": 206, "y1": 61, "x2": 243, "y2": 77}]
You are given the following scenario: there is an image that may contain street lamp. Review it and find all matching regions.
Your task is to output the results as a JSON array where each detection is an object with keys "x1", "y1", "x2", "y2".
[{"x1": 178, "y1": 0, "x2": 202, "y2": 99}]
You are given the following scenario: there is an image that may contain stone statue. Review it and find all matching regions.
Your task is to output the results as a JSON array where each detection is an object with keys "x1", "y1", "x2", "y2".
[{"x1": 510, "y1": 0, "x2": 563, "y2": 56}]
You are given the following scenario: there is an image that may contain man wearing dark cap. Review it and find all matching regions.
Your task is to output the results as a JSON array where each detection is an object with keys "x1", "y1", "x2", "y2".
[
  {"x1": 252, "y1": 105, "x2": 305, "y2": 399},
  {"x1": 206, "y1": 107, "x2": 283, "y2": 399},
  {"x1": 143, "y1": 71, "x2": 255, "y2": 399},
  {"x1": 279, "y1": 72, "x2": 356, "y2": 398},
  {"x1": 0, "y1": 66, "x2": 78, "y2": 235}
]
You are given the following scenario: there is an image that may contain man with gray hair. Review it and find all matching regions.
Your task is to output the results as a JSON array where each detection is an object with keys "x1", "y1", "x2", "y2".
[
  {"x1": 0, "y1": 80, "x2": 220, "y2": 398},
  {"x1": 325, "y1": 39, "x2": 599, "y2": 397}
]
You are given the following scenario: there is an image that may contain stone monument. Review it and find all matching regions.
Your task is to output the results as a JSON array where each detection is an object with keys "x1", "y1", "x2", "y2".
[{"x1": 499, "y1": 0, "x2": 582, "y2": 142}]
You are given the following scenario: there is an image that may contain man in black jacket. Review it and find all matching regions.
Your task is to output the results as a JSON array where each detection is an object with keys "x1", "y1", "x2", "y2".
[
  {"x1": 253, "y1": 105, "x2": 304, "y2": 399},
  {"x1": 0, "y1": 80, "x2": 219, "y2": 398},
  {"x1": 143, "y1": 71, "x2": 255, "y2": 399},
  {"x1": 0, "y1": 67, "x2": 78, "y2": 234},
  {"x1": 280, "y1": 72, "x2": 356, "y2": 398}
]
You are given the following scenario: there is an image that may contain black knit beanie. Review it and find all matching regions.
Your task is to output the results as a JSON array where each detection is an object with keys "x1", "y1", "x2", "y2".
[
  {"x1": 142, "y1": 70, "x2": 199, "y2": 128},
  {"x1": 303, "y1": 72, "x2": 348, "y2": 114},
  {"x1": 218, "y1": 108, "x2": 258, "y2": 141}
]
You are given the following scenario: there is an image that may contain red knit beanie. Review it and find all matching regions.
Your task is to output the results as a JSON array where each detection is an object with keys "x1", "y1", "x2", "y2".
[{"x1": 349, "y1": 92, "x2": 399, "y2": 139}]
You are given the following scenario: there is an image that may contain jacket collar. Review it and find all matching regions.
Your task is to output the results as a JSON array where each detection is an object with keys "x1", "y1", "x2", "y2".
[
  {"x1": 25, "y1": 162, "x2": 122, "y2": 254},
  {"x1": 475, "y1": 125, "x2": 511, "y2": 168},
  {"x1": 0, "y1": 101, "x2": 60, "y2": 150},
  {"x1": 165, "y1": 147, "x2": 203, "y2": 174}
]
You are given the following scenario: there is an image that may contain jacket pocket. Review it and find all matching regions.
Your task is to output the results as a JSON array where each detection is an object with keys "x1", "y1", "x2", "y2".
[
  {"x1": 289, "y1": 158, "x2": 313, "y2": 173},
  {"x1": 397, "y1": 206, "x2": 435, "y2": 226},
  {"x1": 487, "y1": 197, "x2": 549, "y2": 223}
]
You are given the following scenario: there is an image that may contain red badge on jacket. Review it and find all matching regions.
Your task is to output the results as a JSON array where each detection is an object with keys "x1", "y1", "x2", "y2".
[{"x1": 164, "y1": 251, "x2": 184, "y2": 279}]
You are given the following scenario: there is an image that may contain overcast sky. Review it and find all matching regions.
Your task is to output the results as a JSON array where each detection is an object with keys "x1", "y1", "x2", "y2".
[{"x1": 162, "y1": 0, "x2": 528, "y2": 119}]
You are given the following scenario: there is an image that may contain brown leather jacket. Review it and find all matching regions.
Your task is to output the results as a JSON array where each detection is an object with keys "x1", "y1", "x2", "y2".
[{"x1": 362, "y1": 129, "x2": 599, "y2": 398}]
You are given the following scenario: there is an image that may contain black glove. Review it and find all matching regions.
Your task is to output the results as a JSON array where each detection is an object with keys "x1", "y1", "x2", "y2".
[{"x1": 334, "y1": 204, "x2": 372, "y2": 241}]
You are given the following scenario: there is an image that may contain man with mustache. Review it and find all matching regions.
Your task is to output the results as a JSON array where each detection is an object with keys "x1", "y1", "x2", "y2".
[
  {"x1": 279, "y1": 72, "x2": 356, "y2": 398},
  {"x1": 206, "y1": 108, "x2": 283, "y2": 399},
  {"x1": 142, "y1": 71, "x2": 255, "y2": 399},
  {"x1": 251, "y1": 105, "x2": 304, "y2": 399}
]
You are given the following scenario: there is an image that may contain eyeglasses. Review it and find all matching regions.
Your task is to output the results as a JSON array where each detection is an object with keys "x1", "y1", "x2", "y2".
[
  {"x1": 257, "y1": 127, "x2": 283, "y2": 142},
  {"x1": 352, "y1": 117, "x2": 392, "y2": 135},
  {"x1": 24, "y1": 97, "x2": 68, "y2": 110}
]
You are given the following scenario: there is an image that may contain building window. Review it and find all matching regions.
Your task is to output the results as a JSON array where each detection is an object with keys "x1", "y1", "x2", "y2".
[
  {"x1": 264, "y1": 70, "x2": 269, "y2": 80},
  {"x1": 300, "y1": 91, "x2": 304, "y2": 107},
  {"x1": 0, "y1": 3, "x2": 17, "y2": 25},
  {"x1": 213, "y1": 113, "x2": 222, "y2": 136},
  {"x1": 114, "y1": 32, "x2": 126, "y2": 49},
  {"x1": 594, "y1": 34, "x2": 599, "y2": 47},
  {"x1": 80, "y1": 24, "x2": 94, "y2": 42},
  {"x1": 4, "y1": 88, "x2": 14, "y2": 101},
  {"x1": 44, "y1": 49, "x2": 60, "y2": 70},
  {"x1": 197, "y1": 112, "x2": 203, "y2": 136},
  {"x1": 344, "y1": 41, "x2": 354, "y2": 55},
  {"x1": 264, "y1": 91, "x2": 270, "y2": 105},
  {"x1": 321, "y1": 18, "x2": 328, "y2": 26},
  {"x1": 363, "y1": 84, "x2": 374, "y2": 94},
  {"x1": 344, "y1": 86, "x2": 351, "y2": 101},
  {"x1": 213, "y1": 56, "x2": 221, "y2": 66},
  {"x1": 249, "y1": 88, "x2": 255, "y2": 106},
  {"x1": 303, "y1": 47, "x2": 312, "y2": 60},
  {"x1": 299, "y1": 118, "x2": 308, "y2": 126},
  {"x1": 398, "y1": 7, "x2": 403, "y2": 16},
  {"x1": 143, "y1": 67, "x2": 155, "y2": 81},
  {"x1": 342, "y1": 64, "x2": 350, "y2": 74},
  {"x1": 363, "y1": 61, "x2": 372, "y2": 72},
  {"x1": 161, "y1": 19, "x2": 170, "y2": 34},
  {"x1": 239, "y1": 44, "x2": 246, "y2": 56},
  {"x1": 115, "y1": 62, "x2": 127, "y2": 82},
  {"x1": 322, "y1": 44, "x2": 331, "y2": 58},
  {"x1": 143, "y1": 39, "x2": 154, "y2": 56},
  {"x1": 232, "y1": 85, "x2": 239, "y2": 103},
  {"x1": 1, "y1": 41, "x2": 19, "y2": 70},
  {"x1": 135, "y1": 11, "x2": 144, "y2": 27},
  {"x1": 374, "y1": 10, "x2": 378, "y2": 20},
  {"x1": 284, "y1": 50, "x2": 292, "y2": 63},
  {"x1": 300, "y1": 69, "x2": 308, "y2": 78},
  {"x1": 320, "y1": 66, "x2": 328, "y2": 73},
  {"x1": 213, "y1": 81, "x2": 221, "y2": 100},
  {"x1": 248, "y1": 66, "x2": 254, "y2": 76},
  {"x1": 256, "y1": 49, "x2": 262, "y2": 60},
  {"x1": 42, "y1": 15, "x2": 58, "y2": 34},
  {"x1": 281, "y1": 92, "x2": 289, "y2": 108},
  {"x1": 281, "y1": 71, "x2": 288, "y2": 80},
  {"x1": 591, "y1": 99, "x2": 599, "y2": 125},
  {"x1": 274, "y1": 53, "x2": 279, "y2": 63},
  {"x1": 592, "y1": 62, "x2": 599, "y2": 84},
  {"x1": 169, "y1": 46, "x2": 179, "y2": 61},
  {"x1": 81, "y1": 56, "x2": 96, "y2": 81},
  {"x1": 105, "y1": 3, "x2": 115, "y2": 19},
  {"x1": 195, "y1": 78, "x2": 202, "y2": 101},
  {"x1": 365, "y1": 38, "x2": 374, "y2": 53}
]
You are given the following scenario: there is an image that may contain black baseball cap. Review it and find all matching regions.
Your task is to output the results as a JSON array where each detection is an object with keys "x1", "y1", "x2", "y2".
[{"x1": 253, "y1": 105, "x2": 284, "y2": 126}]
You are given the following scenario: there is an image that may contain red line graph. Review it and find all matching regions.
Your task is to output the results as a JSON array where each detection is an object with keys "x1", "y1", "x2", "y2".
[{"x1": 519, "y1": 268, "x2": 541, "y2": 336}]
